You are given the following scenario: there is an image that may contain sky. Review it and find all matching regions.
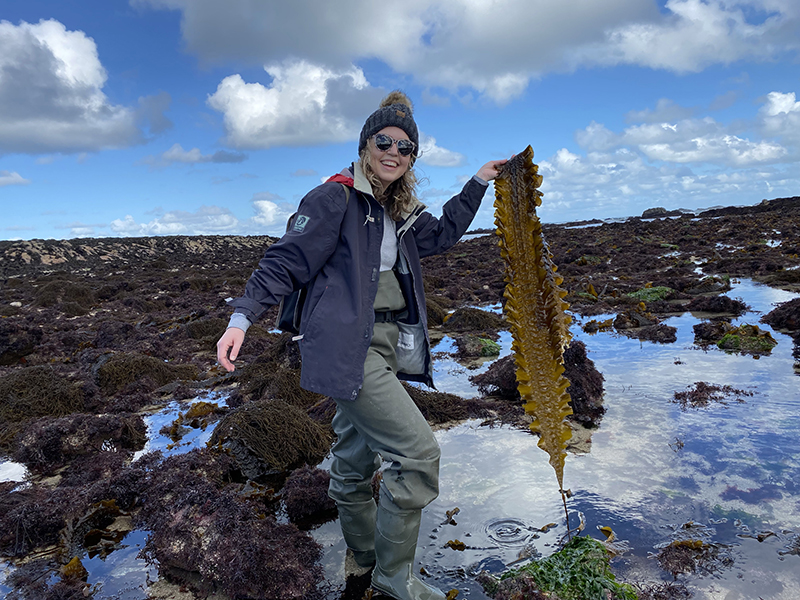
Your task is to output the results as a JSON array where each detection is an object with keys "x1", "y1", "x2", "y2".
[{"x1": 1, "y1": 0, "x2": 799, "y2": 241}]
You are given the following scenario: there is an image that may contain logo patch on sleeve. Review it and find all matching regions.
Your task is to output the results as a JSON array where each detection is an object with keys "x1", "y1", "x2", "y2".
[{"x1": 292, "y1": 215, "x2": 311, "y2": 232}]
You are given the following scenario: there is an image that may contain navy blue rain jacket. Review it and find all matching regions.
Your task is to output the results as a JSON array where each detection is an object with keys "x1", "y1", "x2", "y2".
[{"x1": 229, "y1": 164, "x2": 489, "y2": 400}]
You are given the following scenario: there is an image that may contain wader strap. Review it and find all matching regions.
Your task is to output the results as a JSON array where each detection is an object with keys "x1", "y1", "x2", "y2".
[{"x1": 374, "y1": 309, "x2": 409, "y2": 323}]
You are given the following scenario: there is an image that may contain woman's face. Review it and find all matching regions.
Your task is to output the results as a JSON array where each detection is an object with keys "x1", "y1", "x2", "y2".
[{"x1": 368, "y1": 126, "x2": 412, "y2": 190}]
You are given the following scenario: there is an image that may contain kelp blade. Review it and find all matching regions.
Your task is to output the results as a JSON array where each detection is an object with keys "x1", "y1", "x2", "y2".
[{"x1": 493, "y1": 146, "x2": 573, "y2": 492}]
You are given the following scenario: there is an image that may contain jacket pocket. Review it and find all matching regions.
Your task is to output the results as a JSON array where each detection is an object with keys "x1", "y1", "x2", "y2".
[
  {"x1": 299, "y1": 283, "x2": 329, "y2": 340},
  {"x1": 396, "y1": 321, "x2": 427, "y2": 375}
]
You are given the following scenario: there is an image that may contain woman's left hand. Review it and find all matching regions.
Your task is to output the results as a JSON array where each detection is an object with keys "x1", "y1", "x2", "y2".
[{"x1": 476, "y1": 158, "x2": 509, "y2": 182}]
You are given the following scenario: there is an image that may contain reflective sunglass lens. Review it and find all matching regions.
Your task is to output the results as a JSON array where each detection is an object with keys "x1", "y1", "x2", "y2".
[
  {"x1": 396, "y1": 140, "x2": 414, "y2": 156},
  {"x1": 373, "y1": 134, "x2": 415, "y2": 156},
  {"x1": 374, "y1": 134, "x2": 393, "y2": 151}
]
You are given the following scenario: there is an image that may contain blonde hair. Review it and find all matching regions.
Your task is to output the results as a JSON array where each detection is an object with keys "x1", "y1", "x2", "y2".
[{"x1": 359, "y1": 146, "x2": 418, "y2": 222}]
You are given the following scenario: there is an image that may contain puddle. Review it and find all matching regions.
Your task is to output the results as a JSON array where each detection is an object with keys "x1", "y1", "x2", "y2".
[
  {"x1": 133, "y1": 391, "x2": 228, "y2": 461},
  {"x1": 429, "y1": 331, "x2": 513, "y2": 398},
  {"x1": 315, "y1": 277, "x2": 800, "y2": 599},
  {"x1": 0, "y1": 459, "x2": 28, "y2": 483},
  {"x1": 82, "y1": 529, "x2": 157, "y2": 599}
]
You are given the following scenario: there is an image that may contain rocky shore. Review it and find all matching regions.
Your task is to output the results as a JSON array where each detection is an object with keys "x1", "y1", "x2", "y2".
[{"x1": 1, "y1": 196, "x2": 800, "y2": 599}]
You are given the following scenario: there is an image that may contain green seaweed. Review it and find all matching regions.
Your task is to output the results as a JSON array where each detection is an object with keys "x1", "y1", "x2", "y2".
[
  {"x1": 492, "y1": 536, "x2": 636, "y2": 600},
  {"x1": 626, "y1": 286, "x2": 674, "y2": 303}
]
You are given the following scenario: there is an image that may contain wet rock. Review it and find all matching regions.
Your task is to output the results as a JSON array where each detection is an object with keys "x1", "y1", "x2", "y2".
[
  {"x1": 136, "y1": 449, "x2": 325, "y2": 600},
  {"x1": 687, "y1": 275, "x2": 732, "y2": 295},
  {"x1": 563, "y1": 341, "x2": 605, "y2": 427},
  {"x1": 283, "y1": 466, "x2": 336, "y2": 522},
  {"x1": 209, "y1": 399, "x2": 332, "y2": 478},
  {"x1": 470, "y1": 341, "x2": 606, "y2": 427},
  {"x1": 453, "y1": 334, "x2": 501, "y2": 358},
  {"x1": 94, "y1": 351, "x2": 199, "y2": 396},
  {"x1": 642, "y1": 207, "x2": 669, "y2": 218},
  {"x1": 0, "y1": 321, "x2": 43, "y2": 366},
  {"x1": 402, "y1": 382, "x2": 494, "y2": 425},
  {"x1": 762, "y1": 297, "x2": 800, "y2": 331},
  {"x1": 686, "y1": 294, "x2": 748, "y2": 315},
  {"x1": 693, "y1": 320, "x2": 734, "y2": 344},
  {"x1": 621, "y1": 323, "x2": 678, "y2": 344},
  {"x1": 613, "y1": 309, "x2": 658, "y2": 330},
  {"x1": 717, "y1": 324, "x2": 777, "y2": 355},
  {"x1": 13, "y1": 413, "x2": 146, "y2": 474},
  {"x1": 0, "y1": 365, "x2": 87, "y2": 452},
  {"x1": 442, "y1": 307, "x2": 505, "y2": 337}
]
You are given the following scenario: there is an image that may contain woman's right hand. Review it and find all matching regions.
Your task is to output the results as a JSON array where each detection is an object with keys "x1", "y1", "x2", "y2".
[{"x1": 217, "y1": 327, "x2": 245, "y2": 372}]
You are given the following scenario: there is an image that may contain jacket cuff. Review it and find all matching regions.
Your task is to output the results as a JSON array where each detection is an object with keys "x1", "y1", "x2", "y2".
[
  {"x1": 472, "y1": 174, "x2": 489, "y2": 186},
  {"x1": 228, "y1": 312, "x2": 252, "y2": 333},
  {"x1": 227, "y1": 296, "x2": 267, "y2": 321}
]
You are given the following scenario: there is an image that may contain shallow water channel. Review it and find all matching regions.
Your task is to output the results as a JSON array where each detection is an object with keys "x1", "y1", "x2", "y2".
[{"x1": 1, "y1": 278, "x2": 798, "y2": 599}]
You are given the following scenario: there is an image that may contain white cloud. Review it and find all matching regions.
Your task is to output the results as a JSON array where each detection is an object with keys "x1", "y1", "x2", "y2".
[
  {"x1": 108, "y1": 193, "x2": 296, "y2": 238},
  {"x1": 577, "y1": 107, "x2": 792, "y2": 168},
  {"x1": 531, "y1": 90, "x2": 800, "y2": 222},
  {"x1": 250, "y1": 192, "x2": 294, "y2": 233},
  {"x1": 136, "y1": 0, "x2": 800, "y2": 103},
  {"x1": 140, "y1": 143, "x2": 247, "y2": 168},
  {"x1": 758, "y1": 91, "x2": 800, "y2": 142},
  {"x1": 0, "y1": 170, "x2": 31, "y2": 187},
  {"x1": 207, "y1": 60, "x2": 379, "y2": 149},
  {"x1": 572, "y1": 0, "x2": 800, "y2": 73},
  {"x1": 638, "y1": 135, "x2": 786, "y2": 166},
  {"x1": 417, "y1": 133, "x2": 465, "y2": 167},
  {"x1": 0, "y1": 19, "x2": 170, "y2": 154},
  {"x1": 110, "y1": 206, "x2": 240, "y2": 236}
]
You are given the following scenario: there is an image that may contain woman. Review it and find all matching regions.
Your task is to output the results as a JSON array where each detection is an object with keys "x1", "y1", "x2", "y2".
[{"x1": 217, "y1": 91, "x2": 507, "y2": 600}]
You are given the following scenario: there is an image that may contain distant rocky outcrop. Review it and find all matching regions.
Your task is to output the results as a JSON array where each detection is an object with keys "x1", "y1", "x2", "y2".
[{"x1": 0, "y1": 235, "x2": 277, "y2": 277}]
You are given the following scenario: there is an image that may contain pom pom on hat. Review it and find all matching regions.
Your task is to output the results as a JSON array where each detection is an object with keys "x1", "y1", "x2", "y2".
[{"x1": 359, "y1": 90, "x2": 419, "y2": 156}]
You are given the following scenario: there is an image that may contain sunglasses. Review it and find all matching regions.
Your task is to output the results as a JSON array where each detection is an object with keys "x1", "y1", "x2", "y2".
[{"x1": 373, "y1": 133, "x2": 417, "y2": 156}]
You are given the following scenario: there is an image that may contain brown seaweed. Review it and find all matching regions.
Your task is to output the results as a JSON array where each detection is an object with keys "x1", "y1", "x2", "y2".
[{"x1": 493, "y1": 146, "x2": 573, "y2": 515}]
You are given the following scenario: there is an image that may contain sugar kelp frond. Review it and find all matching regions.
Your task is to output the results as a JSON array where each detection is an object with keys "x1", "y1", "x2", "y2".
[{"x1": 494, "y1": 146, "x2": 573, "y2": 518}]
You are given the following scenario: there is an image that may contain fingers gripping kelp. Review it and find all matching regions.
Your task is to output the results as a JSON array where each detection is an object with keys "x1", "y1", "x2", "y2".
[{"x1": 493, "y1": 146, "x2": 574, "y2": 525}]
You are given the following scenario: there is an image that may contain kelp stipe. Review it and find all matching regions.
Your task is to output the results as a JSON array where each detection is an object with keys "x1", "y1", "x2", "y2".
[{"x1": 494, "y1": 146, "x2": 573, "y2": 529}]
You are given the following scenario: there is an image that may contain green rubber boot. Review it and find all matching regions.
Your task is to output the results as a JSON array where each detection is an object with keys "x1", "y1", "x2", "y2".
[
  {"x1": 371, "y1": 494, "x2": 446, "y2": 600},
  {"x1": 338, "y1": 498, "x2": 377, "y2": 574}
]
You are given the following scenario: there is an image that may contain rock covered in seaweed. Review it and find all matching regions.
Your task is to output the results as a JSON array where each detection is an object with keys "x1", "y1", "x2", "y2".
[
  {"x1": 134, "y1": 449, "x2": 326, "y2": 600},
  {"x1": 470, "y1": 341, "x2": 606, "y2": 428},
  {"x1": 283, "y1": 466, "x2": 337, "y2": 522},
  {"x1": 209, "y1": 398, "x2": 332, "y2": 479}
]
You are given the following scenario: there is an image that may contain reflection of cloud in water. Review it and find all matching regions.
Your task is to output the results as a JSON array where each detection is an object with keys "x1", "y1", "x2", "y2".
[
  {"x1": 415, "y1": 278, "x2": 800, "y2": 597},
  {"x1": 133, "y1": 392, "x2": 228, "y2": 461}
]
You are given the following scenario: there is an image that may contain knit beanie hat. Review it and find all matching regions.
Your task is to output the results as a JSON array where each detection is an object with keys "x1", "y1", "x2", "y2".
[{"x1": 358, "y1": 90, "x2": 419, "y2": 156}]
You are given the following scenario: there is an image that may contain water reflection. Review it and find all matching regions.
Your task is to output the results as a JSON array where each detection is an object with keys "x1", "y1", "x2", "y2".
[{"x1": 319, "y1": 278, "x2": 800, "y2": 599}]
